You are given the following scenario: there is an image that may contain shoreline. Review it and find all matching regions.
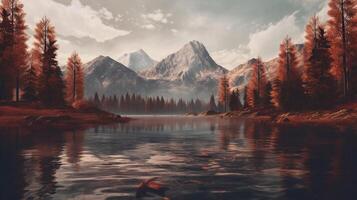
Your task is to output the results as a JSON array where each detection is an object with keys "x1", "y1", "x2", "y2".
[
  {"x1": 213, "y1": 103, "x2": 357, "y2": 127},
  {"x1": 0, "y1": 103, "x2": 131, "y2": 130}
]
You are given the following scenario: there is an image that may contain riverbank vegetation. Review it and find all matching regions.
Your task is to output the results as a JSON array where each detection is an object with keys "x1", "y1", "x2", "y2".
[
  {"x1": 0, "y1": 0, "x2": 126, "y2": 127},
  {"x1": 216, "y1": 0, "x2": 357, "y2": 124}
]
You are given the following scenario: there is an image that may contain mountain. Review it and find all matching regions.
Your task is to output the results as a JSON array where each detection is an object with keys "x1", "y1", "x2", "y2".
[
  {"x1": 117, "y1": 49, "x2": 157, "y2": 72},
  {"x1": 228, "y1": 44, "x2": 304, "y2": 90},
  {"x1": 84, "y1": 41, "x2": 229, "y2": 101},
  {"x1": 84, "y1": 56, "x2": 150, "y2": 97},
  {"x1": 141, "y1": 40, "x2": 228, "y2": 84}
]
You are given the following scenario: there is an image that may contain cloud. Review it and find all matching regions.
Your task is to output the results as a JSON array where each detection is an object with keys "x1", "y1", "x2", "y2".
[
  {"x1": 213, "y1": 11, "x2": 304, "y2": 68},
  {"x1": 247, "y1": 11, "x2": 303, "y2": 60},
  {"x1": 142, "y1": 24, "x2": 156, "y2": 30},
  {"x1": 316, "y1": 1, "x2": 329, "y2": 23},
  {"x1": 142, "y1": 9, "x2": 172, "y2": 24},
  {"x1": 98, "y1": 7, "x2": 114, "y2": 20},
  {"x1": 23, "y1": 0, "x2": 130, "y2": 42},
  {"x1": 211, "y1": 46, "x2": 251, "y2": 69}
]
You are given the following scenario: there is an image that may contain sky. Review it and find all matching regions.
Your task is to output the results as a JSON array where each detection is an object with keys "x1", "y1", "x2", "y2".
[{"x1": 23, "y1": 0, "x2": 329, "y2": 69}]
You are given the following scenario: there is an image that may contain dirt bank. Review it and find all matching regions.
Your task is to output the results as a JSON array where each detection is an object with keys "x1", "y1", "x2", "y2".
[{"x1": 0, "y1": 103, "x2": 131, "y2": 130}]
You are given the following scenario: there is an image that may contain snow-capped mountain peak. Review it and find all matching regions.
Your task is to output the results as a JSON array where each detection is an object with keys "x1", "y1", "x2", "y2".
[
  {"x1": 141, "y1": 40, "x2": 228, "y2": 83},
  {"x1": 117, "y1": 49, "x2": 157, "y2": 72}
]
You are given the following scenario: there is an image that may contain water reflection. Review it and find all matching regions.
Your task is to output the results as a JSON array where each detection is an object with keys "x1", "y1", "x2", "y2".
[{"x1": 0, "y1": 117, "x2": 356, "y2": 200}]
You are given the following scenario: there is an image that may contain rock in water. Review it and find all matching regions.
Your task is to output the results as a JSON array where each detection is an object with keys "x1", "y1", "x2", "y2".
[{"x1": 136, "y1": 177, "x2": 169, "y2": 199}]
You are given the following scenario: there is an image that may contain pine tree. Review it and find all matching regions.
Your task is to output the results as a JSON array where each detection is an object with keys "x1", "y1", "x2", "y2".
[
  {"x1": 65, "y1": 52, "x2": 84, "y2": 104},
  {"x1": 2, "y1": 0, "x2": 28, "y2": 102},
  {"x1": 229, "y1": 89, "x2": 242, "y2": 111},
  {"x1": 304, "y1": 17, "x2": 336, "y2": 108},
  {"x1": 327, "y1": 0, "x2": 357, "y2": 99},
  {"x1": 0, "y1": 7, "x2": 13, "y2": 100},
  {"x1": 22, "y1": 54, "x2": 37, "y2": 101},
  {"x1": 218, "y1": 75, "x2": 230, "y2": 112},
  {"x1": 271, "y1": 37, "x2": 304, "y2": 111},
  {"x1": 93, "y1": 92, "x2": 100, "y2": 106},
  {"x1": 243, "y1": 86, "x2": 248, "y2": 108},
  {"x1": 33, "y1": 17, "x2": 65, "y2": 106},
  {"x1": 209, "y1": 94, "x2": 217, "y2": 111},
  {"x1": 262, "y1": 82, "x2": 272, "y2": 107},
  {"x1": 247, "y1": 58, "x2": 268, "y2": 108}
]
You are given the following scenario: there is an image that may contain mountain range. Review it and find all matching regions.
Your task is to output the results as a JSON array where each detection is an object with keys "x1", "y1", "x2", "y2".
[{"x1": 83, "y1": 41, "x2": 304, "y2": 101}]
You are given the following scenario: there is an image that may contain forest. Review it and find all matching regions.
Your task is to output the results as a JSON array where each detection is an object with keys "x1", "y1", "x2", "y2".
[
  {"x1": 0, "y1": 0, "x2": 356, "y2": 116},
  {"x1": 0, "y1": 0, "x2": 84, "y2": 107},
  {"x1": 218, "y1": 0, "x2": 357, "y2": 113}
]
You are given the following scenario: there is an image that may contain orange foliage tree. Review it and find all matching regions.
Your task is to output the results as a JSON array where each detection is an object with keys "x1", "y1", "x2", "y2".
[
  {"x1": 247, "y1": 58, "x2": 268, "y2": 108},
  {"x1": 218, "y1": 75, "x2": 230, "y2": 112},
  {"x1": 0, "y1": 8, "x2": 12, "y2": 99},
  {"x1": 0, "y1": 0, "x2": 27, "y2": 101},
  {"x1": 303, "y1": 16, "x2": 336, "y2": 108},
  {"x1": 271, "y1": 37, "x2": 304, "y2": 111},
  {"x1": 327, "y1": 0, "x2": 357, "y2": 99},
  {"x1": 33, "y1": 17, "x2": 65, "y2": 106},
  {"x1": 65, "y1": 52, "x2": 84, "y2": 104}
]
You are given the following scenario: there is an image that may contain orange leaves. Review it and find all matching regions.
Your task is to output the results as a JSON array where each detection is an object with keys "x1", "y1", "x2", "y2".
[
  {"x1": 271, "y1": 37, "x2": 304, "y2": 111},
  {"x1": 218, "y1": 75, "x2": 230, "y2": 112},
  {"x1": 65, "y1": 52, "x2": 84, "y2": 104},
  {"x1": 247, "y1": 58, "x2": 268, "y2": 108}
]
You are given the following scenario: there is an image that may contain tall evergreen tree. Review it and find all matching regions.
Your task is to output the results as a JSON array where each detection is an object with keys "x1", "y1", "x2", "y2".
[
  {"x1": 0, "y1": 8, "x2": 12, "y2": 100},
  {"x1": 209, "y1": 94, "x2": 217, "y2": 111},
  {"x1": 229, "y1": 89, "x2": 242, "y2": 111},
  {"x1": 304, "y1": 17, "x2": 336, "y2": 108},
  {"x1": 271, "y1": 37, "x2": 304, "y2": 111},
  {"x1": 33, "y1": 17, "x2": 65, "y2": 106},
  {"x1": 22, "y1": 54, "x2": 37, "y2": 101},
  {"x1": 65, "y1": 52, "x2": 84, "y2": 104},
  {"x1": 247, "y1": 58, "x2": 268, "y2": 108},
  {"x1": 2, "y1": 0, "x2": 28, "y2": 102},
  {"x1": 218, "y1": 75, "x2": 230, "y2": 112},
  {"x1": 327, "y1": 0, "x2": 357, "y2": 99}
]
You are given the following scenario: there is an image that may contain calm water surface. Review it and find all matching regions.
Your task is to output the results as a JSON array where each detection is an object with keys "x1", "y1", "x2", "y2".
[{"x1": 1, "y1": 117, "x2": 357, "y2": 200}]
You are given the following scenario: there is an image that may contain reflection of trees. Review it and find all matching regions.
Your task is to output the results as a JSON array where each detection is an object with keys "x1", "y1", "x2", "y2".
[
  {"x1": 244, "y1": 121, "x2": 273, "y2": 170},
  {"x1": 0, "y1": 128, "x2": 71, "y2": 200},
  {"x1": 33, "y1": 131, "x2": 65, "y2": 199},
  {"x1": 271, "y1": 125, "x2": 357, "y2": 199},
  {"x1": 0, "y1": 128, "x2": 27, "y2": 200},
  {"x1": 65, "y1": 130, "x2": 84, "y2": 169}
]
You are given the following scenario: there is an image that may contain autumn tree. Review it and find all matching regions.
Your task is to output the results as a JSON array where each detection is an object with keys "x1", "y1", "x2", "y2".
[
  {"x1": 247, "y1": 58, "x2": 268, "y2": 108},
  {"x1": 33, "y1": 17, "x2": 65, "y2": 106},
  {"x1": 304, "y1": 17, "x2": 336, "y2": 108},
  {"x1": 218, "y1": 75, "x2": 230, "y2": 112},
  {"x1": 22, "y1": 54, "x2": 37, "y2": 101},
  {"x1": 271, "y1": 37, "x2": 304, "y2": 111},
  {"x1": 327, "y1": 0, "x2": 357, "y2": 99},
  {"x1": 241, "y1": 86, "x2": 248, "y2": 108},
  {"x1": 65, "y1": 52, "x2": 84, "y2": 104},
  {"x1": 1, "y1": 0, "x2": 28, "y2": 101},
  {"x1": 0, "y1": 8, "x2": 12, "y2": 100}
]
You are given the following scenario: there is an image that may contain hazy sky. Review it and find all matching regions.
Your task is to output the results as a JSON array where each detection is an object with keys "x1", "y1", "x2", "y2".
[{"x1": 23, "y1": 0, "x2": 329, "y2": 69}]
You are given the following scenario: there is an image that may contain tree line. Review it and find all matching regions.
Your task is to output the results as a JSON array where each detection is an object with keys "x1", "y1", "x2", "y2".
[
  {"x1": 0, "y1": 0, "x2": 84, "y2": 106},
  {"x1": 89, "y1": 92, "x2": 213, "y2": 114},
  {"x1": 218, "y1": 0, "x2": 357, "y2": 112}
]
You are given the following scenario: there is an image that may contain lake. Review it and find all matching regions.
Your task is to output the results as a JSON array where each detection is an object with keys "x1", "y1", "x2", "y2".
[{"x1": 1, "y1": 116, "x2": 357, "y2": 200}]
